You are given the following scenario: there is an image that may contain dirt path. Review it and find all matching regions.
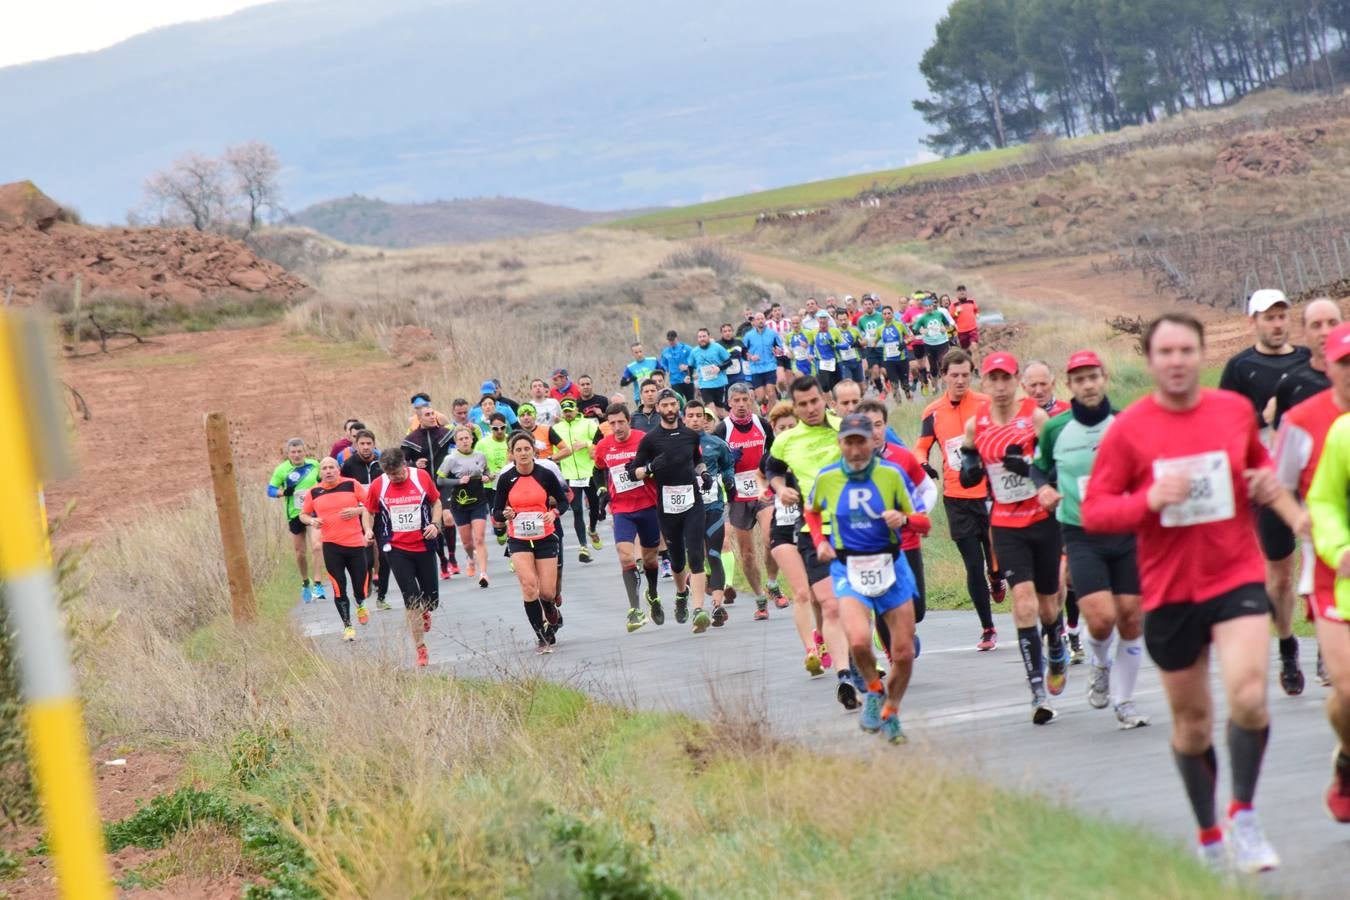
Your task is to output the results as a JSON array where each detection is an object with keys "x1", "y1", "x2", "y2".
[{"x1": 738, "y1": 251, "x2": 894, "y2": 300}]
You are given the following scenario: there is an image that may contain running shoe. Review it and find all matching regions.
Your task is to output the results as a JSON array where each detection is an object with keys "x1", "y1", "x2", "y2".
[
  {"x1": 674, "y1": 592, "x2": 689, "y2": 624},
  {"x1": 813, "y1": 630, "x2": 833, "y2": 669},
  {"x1": 440, "y1": 561, "x2": 451, "y2": 580},
  {"x1": 343, "y1": 626, "x2": 356, "y2": 642},
  {"x1": 1046, "y1": 648, "x2": 1068, "y2": 696},
  {"x1": 753, "y1": 598, "x2": 768, "y2": 622},
  {"x1": 1318, "y1": 650, "x2": 1331, "y2": 687},
  {"x1": 1279, "y1": 654, "x2": 1305, "y2": 696},
  {"x1": 376, "y1": 598, "x2": 392, "y2": 611},
  {"x1": 768, "y1": 583, "x2": 788, "y2": 609},
  {"x1": 1086, "y1": 663, "x2": 1110, "y2": 709},
  {"x1": 1031, "y1": 688, "x2": 1057, "y2": 725},
  {"x1": 804, "y1": 652, "x2": 824, "y2": 676},
  {"x1": 860, "y1": 691, "x2": 884, "y2": 733},
  {"x1": 647, "y1": 591, "x2": 665, "y2": 626},
  {"x1": 1196, "y1": 840, "x2": 1228, "y2": 872},
  {"x1": 479, "y1": 575, "x2": 490, "y2": 589},
  {"x1": 1113, "y1": 701, "x2": 1151, "y2": 730},
  {"x1": 312, "y1": 583, "x2": 326, "y2": 601},
  {"x1": 543, "y1": 601, "x2": 560, "y2": 627},
  {"x1": 300, "y1": 584, "x2": 313, "y2": 604},
  {"x1": 578, "y1": 547, "x2": 593, "y2": 564},
  {"x1": 1068, "y1": 632, "x2": 1085, "y2": 665},
  {"x1": 465, "y1": 561, "x2": 477, "y2": 579},
  {"x1": 448, "y1": 561, "x2": 460, "y2": 576},
  {"x1": 589, "y1": 530, "x2": 602, "y2": 550},
  {"x1": 497, "y1": 532, "x2": 508, "y2": 545},
  {"x1": 691, "y1": 608, "x2": 711, "y2": 634},
  {"x1": 711, "y1": 605, "x2": 728, "y2": 627},
  {"x1": 535, "y1": 638, "x2": 552, "y2": 655},
  {"x1": 1326, "y1": 751, "x2": 1350, "y2": 823},
  {"x1": 660, "y1": 558, "x2": 673, "y2": 579},
  {"x1": 989, "y1": 577, "x2": 1006, "y2": 604},
  {"x1": 1226, "y1": 809, "x2": 1279, "y2": 873},
  {"x1": 836, "y1": 675, "x2": 859, "y2": 711},
  {"x1": 356, "y1": 604, "x2": 369, "y2": 626},
  {"x1": 422, "y1": 610, "x2": 432, "y2": 633},
  {"x1": 544, "y1": 623, "x2": 557, "y2": 646},
  {"x1": 723, "y1": 586, "x2": 736, "y2": 605},
  {"x1": 416, "y1": 645, "x2": 429, "y2": 667},
  {"x1": 626, "y1": 608, "x2": 647, "y2": 633},
  {"x1": 976, "y1": 628, "x2": 997, "y2": 651},
  {"x1": 881, "y1": 712, "x2": 907, "y2": 745}
]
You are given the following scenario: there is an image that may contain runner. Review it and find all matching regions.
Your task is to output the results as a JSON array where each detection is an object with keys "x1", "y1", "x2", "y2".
[
  {"x1": 1082, "y1": 312, "x2": 1305, "y2": 872},
  {"x1": 767, "y1": 302, "x2": 795, "y2": 396},
  {"x1": 447, "y1": 399, "x2": 484, "y2": 442},
  {"x1": 1300, "y1": 321, "x2": 1350, "y2": 823},
  {"x1": 960, "y1": 352, "x2": 1065, "y2": 724},
  {"x1": 492, "y1": 433, "x2": 572, "y2": 653},
  {"x1": 952, "y1": 285, "x2": 980, "y2": 365},
  {"x1": 631, "y1": 379, "x2": 662, "y2": 433},
  {"x1": 689, "y1": 399, "x2": 737, "y2": 625},
  {"x1": 363, "y1": 447, "x2": 443, "y2": 667},
  {"x1": 551, "y1": 398, "x2": 604, "y2": 563},
  {"x1": 806, "y1": 413, "x2": 925, "y2": 743},
  {"x1": 1033, "y1": 351, "x2": 1150, "y2": 729},
  {"x1": 743, "y1": 311, "x2": 785, "y2": 409},
  {"x1": 620, "y1": 343, "x2": 662, "y2": 405},
  {"x1": 330, "y1": 419, "x2": 363, "y2": 462},
  {"x1": 831, "y1": 379, "x2": 863, "y2": 417},
  {"x1": 810, "y1": 311, "x2": 843, "y2": 393},
  {"x1": 299, "y1": 457, "x2": 373, "y2": 642},
  {"x1": 479, "y1": 379, "x2": 520, "y2": 415},
  {"x1": 1220, "y1": 288, "x2": 1313, "y2": 697},
  {"x1": 1272, "y1": 298, "x2": 1342, "y2": 427},
  {"x1": 340, "y1": 429, "x2": 390, "y2": 609},
  {"x1": 627, "y1": 388, "x2": 718, "y2": 632},
  {"x1": 268, "y1": 438, "x2": 325, "y2": 604},
  {"x1": 524, "y1": 379, "x2": 560, "y2": 427},
  {"x1": 911, "y1": 298, "x2": 956, "y2": 394},
  {"x1": 515, "y1": 403, "x2": 554, "y2": 459},
  {"x1": 877, "y1": 305, "x2": 912, "y2": 401},
  {"x1": 437, "y1": 425, "x2": 494, "y2": 588},
  {"x1": 550, "y1": 368, "x2": 582, "y2": 403},
  {"x1": 786, "y1": 315, "x2": 815, "y2": 382},
  {"x1": 715, "y1": 383, "x2": 784, "y2": 620},
  {"x1": 475, "y1": 413, "x2": 511, "y2": 475},
  {"x1": 575, "y1": 374, "x2": 608, "y2": 420},
  {"x1": 915, "y1": 349, "x2": 1003, "y2": 649},
  {"x1": 596, "y1": 402, "x2": 666, "y2": 631},
  {"x1": 716, "y1": 322, "x2": 750, "y2": 390},
  {"x1": 660, "y1": 330, "x2": 696, "y2": 402},
  {"x1": 857, "y1": 295, "x2": 886, "y2": 396},
  {"x1": 689, "y1": 327, "x2": 733, "y2": 415},
  {"x1": 407, "y1": 393, "x2": 449, "y2": 431},
  {"x1": 403, "y1": 405, "x2": 458, "y2": 580},
  {"x1": 836, "y1": 315, "x2": 865, "y2": 386}
]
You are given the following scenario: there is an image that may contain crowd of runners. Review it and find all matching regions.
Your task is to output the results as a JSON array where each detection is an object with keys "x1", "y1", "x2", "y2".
[{"x1": 267, "y1": 287, "x2": 1350, "y2": 874}]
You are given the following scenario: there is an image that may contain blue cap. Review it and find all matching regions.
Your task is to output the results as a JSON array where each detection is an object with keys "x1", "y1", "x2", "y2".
[
  {"x1": 838, "y1": 413, "x2": 873, "y2": 439},
  {"x1": 480, "y1": 380, "x2": 496, "y2": 394}
]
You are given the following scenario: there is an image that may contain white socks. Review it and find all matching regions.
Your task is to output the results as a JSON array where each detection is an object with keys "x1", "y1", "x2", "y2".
[{"x1": 1111, "y1": 636, "x2": 1144, "y2": 707}]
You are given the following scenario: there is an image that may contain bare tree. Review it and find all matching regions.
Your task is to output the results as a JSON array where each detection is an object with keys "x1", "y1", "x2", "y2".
[
  {"x1": 141, "y1": 153, "x2": 229, "y2": 231},
  {"x1": 224, "y1": 141, "x2": 281, "y2": 232}
]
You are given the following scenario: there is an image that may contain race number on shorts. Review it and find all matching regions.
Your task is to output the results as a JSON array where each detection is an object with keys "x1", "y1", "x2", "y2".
[
  {"x1": 1153, "y1": 451, "x2": 1235, "y2": 527},
  {"x1": 662, "y1": 484, "x2": 695, "y2": 514},
  {"x1": 774, "y1": 496, "x2": 799, "y2": 526},
  {"x1": 513, "y1": 512, "x2": 547, "y2": 539}
]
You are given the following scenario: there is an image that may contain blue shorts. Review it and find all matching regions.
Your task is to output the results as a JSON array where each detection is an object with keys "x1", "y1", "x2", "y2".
[
  {"x1": 830, "y1": 554, "x2": 918, "y2": 615},
  {"x1": 614, "y1": 506, "x2": 662, "y2": 548},
  {"x1": 750, "y1": 370, "x2": 777, "y2": 389}
]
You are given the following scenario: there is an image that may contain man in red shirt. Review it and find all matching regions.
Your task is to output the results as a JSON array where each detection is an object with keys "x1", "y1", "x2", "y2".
[
  {"x1": 300, "y1": 457, "x2": 374, "y2": 642},
  {"x1": 952, "y1": 285, "x2": 980, "y2": 363},
  {"x1": 550, "y1": 368, "x2": 582, "y2": 403},
  {"x1": 594, "y1": 402, "x2": 666, "y2": 631},
  {"x1": 363, "y1": 447, "x2": 444, "y2": 668},
  {"x1": 1082, "y1": 312, "x2": 1305, "y2": 873}
]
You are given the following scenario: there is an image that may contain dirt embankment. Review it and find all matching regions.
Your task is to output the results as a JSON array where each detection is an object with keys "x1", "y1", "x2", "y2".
[{"x1": 0, "y1": 181, "x2": 308, "y2": 305}]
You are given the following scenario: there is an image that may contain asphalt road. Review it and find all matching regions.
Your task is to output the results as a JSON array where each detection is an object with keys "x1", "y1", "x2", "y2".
[{"x1": 294, "y1": 535, "x2": 1347, "y2": 898}]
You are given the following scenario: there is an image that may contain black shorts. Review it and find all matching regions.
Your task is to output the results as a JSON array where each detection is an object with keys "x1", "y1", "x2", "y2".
[
  {"x1": 673, "y1": 382, "x2": 695, "y2": 402},
  {"x1": 925, "y1": 342, "x2": 950, "y2": 372},
  {"x1": 992, "y1": 518, "x2": 1062, "y2": 595},
  {"x1": 450, "y1": 501, "x2": 490, "y2": 526},
  {"x1": 796, "y1": 530, "x2": 832, "y2": 586},
  {"x1": 727, "y1": 498, "x2": 768, "y2": 531},
  {"x1": 287, "y1": 515, "x2": 307, "y2": 536},
  {"x1": 1062, "y1": 524, "x2": 1139, "y2": 597},
  {"x1": 507, "y1": 534, "x2": 562, "y2": 559},
  {"x1": 1256, "y1": 506, "x2": 1295, "y2": 561},
  {"x1": 865, "y1": 348, "x2": 884, "y2": 367},
  {"x1": 700, "y1": 386, "x2": 728, "y2": 409},
  {"x1": 776, "y1": 355, "x2": 791, "y2": 370},
  {"x1": 1144, "y1": 583, "x2": 1271, "y2": 672},
  {"x1": 384, "y1": 545, "x2": 439, "y2": 611},
  {"x1": 944, "y1": 496, "x2": 991, "y2": 542},
  {"x1": 751, "y1": 371, "x2": 777, "y2": 389},
  {"x1": 768, "y1": 501, "x2": 801, "y2": 548},
  {"x1": 883, "y1": 360, "x2": 907, "y2": 385}
]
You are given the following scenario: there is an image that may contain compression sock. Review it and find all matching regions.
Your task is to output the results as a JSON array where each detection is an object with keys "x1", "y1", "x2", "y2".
[
  {"x1": 1111, "y1": 637, "x2": 1144, "y2": 706},
  {"x1": 1227, "y1": 720, "x2": 1270, "y2": 808},
  {"x1": 334, "y1": 594, "x2": 350, "y2": 627},
  {"x1": 523, "y1": 600, "x2": 546, "y2": 639},
  {"x1": 1278, "y1": 635, "x2": 1299, "y2": 660},
  {"x1": 1172, "y1": 744, "x2": 1219, "y2": 831},
  {"x1": 1065, "y1": 587, "x2": 1079, "y2": 631},
  {"x1": 1044, "y1": 613, "x2": 1065, "y2": 655},
  {"x1": 1087, "y1": 633, "x2": 1112, "y2": 668},
  {"x1": 643, "y1": 565, "x2": 659, "y2": 594},
  {"x1": 1017, "y1": 625, "x2": 1044, "y2": 690},
  {"x1": 660, "y1": 549, "x2": 671, "y2": 565},
  {"x1": 302, "y1": 579, "x2": 311, "y2": 588},
  {"x1": 621, "y1": 565, "x2": 641, "y2": 610}
]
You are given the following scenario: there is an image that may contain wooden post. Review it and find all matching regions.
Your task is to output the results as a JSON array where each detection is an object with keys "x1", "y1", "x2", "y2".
[
  {"x1": 70, "y1": 275, "x2": 81, "y2": 348},
  {"x1": 204, "y1": 412, "x2": 256, "y2": 623}
]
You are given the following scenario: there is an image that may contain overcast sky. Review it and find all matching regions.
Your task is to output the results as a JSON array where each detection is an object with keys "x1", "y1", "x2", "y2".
[{"x1": 2, "y1": 0, "x2": 276, "y2": 67}]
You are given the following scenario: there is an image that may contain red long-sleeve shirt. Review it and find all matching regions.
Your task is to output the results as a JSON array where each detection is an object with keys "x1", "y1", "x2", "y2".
[{"x1": 1081, "y1": 389, "x2": 1270, "y2": 611}]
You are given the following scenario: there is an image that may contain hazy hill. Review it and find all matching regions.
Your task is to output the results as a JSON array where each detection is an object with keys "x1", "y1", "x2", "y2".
[
  {"x1": 0, "y1": 0, "x2": 946, "y2": 224},
  {"x1": 287, "y1": 195, "x2": 650, "y2": 247}
]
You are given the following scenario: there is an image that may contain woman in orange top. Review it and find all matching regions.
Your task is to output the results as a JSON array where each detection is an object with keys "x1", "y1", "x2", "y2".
[{"x1": 300, "y1": 457, "x2": 374, "y2": 640}]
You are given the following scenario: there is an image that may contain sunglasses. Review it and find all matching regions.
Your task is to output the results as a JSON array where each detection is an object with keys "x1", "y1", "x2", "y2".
[{"x1": 491, "y1": 425, "x2": 507, "y2": 432}]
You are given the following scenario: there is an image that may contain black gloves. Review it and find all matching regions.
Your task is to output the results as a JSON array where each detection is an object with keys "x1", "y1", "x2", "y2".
[
  {"x1": 921, "y1": 462, "x2": 940, "y2": 481},
  {"x1": 958, "y1": 446, "x2": 986, "y2": 489},
  {"x1": 698, "y1": 470, "x2": 715, "y2": 493},
  {"x1": 1001, "y1": 447, "x2": 1031, "y2": 478}
]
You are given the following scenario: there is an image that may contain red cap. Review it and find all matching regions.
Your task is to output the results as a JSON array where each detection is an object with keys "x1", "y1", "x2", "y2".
[
  {"x1": 980, "y1": 352, "x2": 1018, "y2": 376},
  {"x1": 1066, "y1": 350, "x2": 1104, "y2": 372},
  {"x1": 1326, "y1": 323, "x2": 1350, "y2": 364}
]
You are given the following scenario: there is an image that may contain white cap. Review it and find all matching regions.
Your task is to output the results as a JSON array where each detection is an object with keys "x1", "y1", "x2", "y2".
[{"x1": 1247, "y1": 288, "x2": 1290, "y2": 317}]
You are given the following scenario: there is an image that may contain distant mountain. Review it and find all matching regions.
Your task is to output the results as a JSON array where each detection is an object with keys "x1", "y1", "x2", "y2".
[
  {"x1": 0, "y1": 0, "x2": 948, "y2": 224},
  {"x1": 287, "y1": 195, "x2": 653, "y2": 247}
]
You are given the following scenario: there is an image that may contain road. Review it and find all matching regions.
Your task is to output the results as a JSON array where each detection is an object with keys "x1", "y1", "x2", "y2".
[{"x1": 295, "y1": 537, "x2": 1347, "y2": 898}]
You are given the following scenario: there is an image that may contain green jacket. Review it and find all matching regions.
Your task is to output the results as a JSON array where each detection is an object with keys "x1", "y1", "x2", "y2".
[
  {"x1": 269, "y1": 457, "x2": 320, "y2": 520},
  {"x1": 551, "y1": 415, "x2": 601, "y2": 484}
]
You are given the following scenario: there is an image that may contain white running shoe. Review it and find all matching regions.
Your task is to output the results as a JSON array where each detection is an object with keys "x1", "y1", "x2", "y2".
[
  {"x1": 1226, "y1": 809, "x2": 1280, "y2": 874},
  {"x1": 1086, "y1": 663, "x2": 1110, "y2": 709},
  {"x1": 1196, "y1": 839, "x2": 1228, "y2": 872},
  {"x1": 1113, "y1": 701, "x2": 1150, "y2": 730}
]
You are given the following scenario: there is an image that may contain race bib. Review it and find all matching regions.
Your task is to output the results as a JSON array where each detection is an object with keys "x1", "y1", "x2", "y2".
[
  {"x1": 846, "y1": 553, "x2": 897, "y2": 597},
  {"x1": 773, "y1": 496, "x2": 800, "y2": 527},
  {"x1": 611, "y1": 467, "x2": 643, "y2": 494},
  {"x1": 818, "y1": 358, "x2": 836, "y2": 372},
  {"x1": 988, "y1": 461, "x2": 1036, "y2": 504},
  {"x1": 883, "y1": 340, "x2": 901, "y2": 358},
  {"x1": 1153, "y1": 451, "x2": 1235, "y2": 528},
  {"x1": 943, "y1": 436, "x2": 965, "y2": 471},
  {"x1": 701, "y1": 480, "x2": 720, "y2": 505},
  {"x1": 700, "y1": 364, "x2": 721, "y2": 382},
  {"x1": 726, "y1": 358, "x2": 742, "y2": 375},
  {"x1": 925, "y1": 321, "x2": 945, "y2": 339},
  {"x1": 793, "y1": 346, "x2": 809, "y2": 361},
  {"x1": 734, "y1": 470, "x2": 761, "y2": 500},
  {"x1": 391, "y1": 505, "x2": 421, "y2": 533},
  {"x1": 513, "y1": 512, "x2": 547, "y2": 539},
  {"x1": 662, "y1": 484, "x2": 695, "y2": 514},
  {"x1": 1077, "y1": 475, "x2": 1089, "y2": 501},
  {"x1": 840, "y1": 348, "x2": 858, "y2": 361},
  {"x1": 568, "y1": 478, "x2": 590, "y2": 488}
]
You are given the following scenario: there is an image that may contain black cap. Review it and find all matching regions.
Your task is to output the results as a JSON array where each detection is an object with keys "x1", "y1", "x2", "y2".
[{"x1": 656, "y1": 388, "x2": 680, "y2": 403}]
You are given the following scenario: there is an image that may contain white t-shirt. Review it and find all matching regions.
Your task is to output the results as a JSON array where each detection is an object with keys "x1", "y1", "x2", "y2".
[{"x1": 532, "y1": 397, "x2": 562, "y2": 428}]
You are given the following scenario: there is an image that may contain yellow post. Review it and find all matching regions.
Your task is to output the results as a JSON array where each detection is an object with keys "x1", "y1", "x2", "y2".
[
  {"x1": 0, "y1": 309, "x2": 112, "y2": 899},
  {"x1": 632, "y1": 315, "x2": 641, "y2": 345}
]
